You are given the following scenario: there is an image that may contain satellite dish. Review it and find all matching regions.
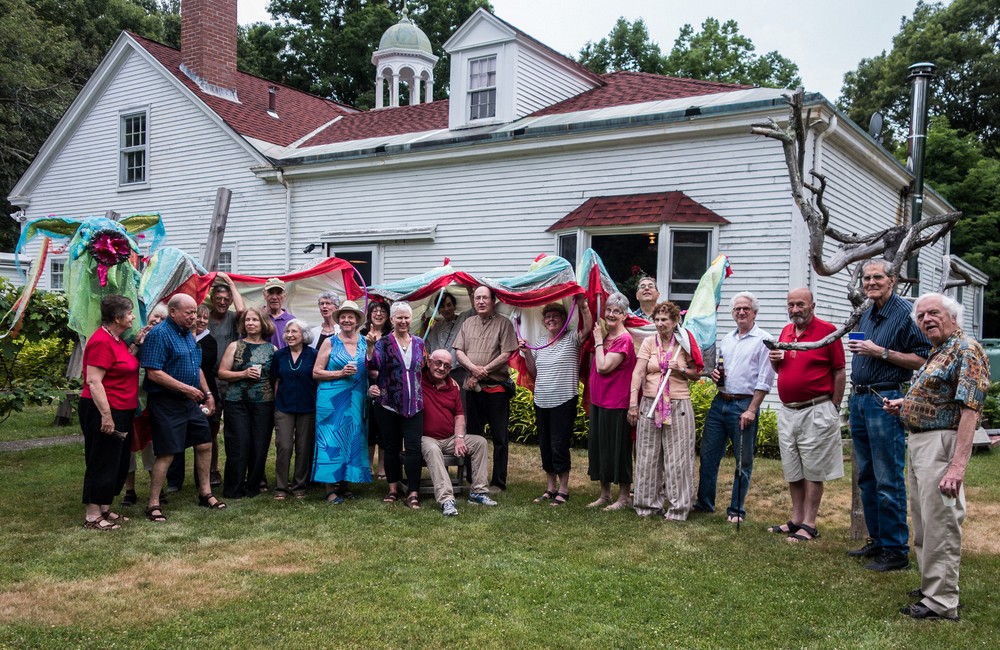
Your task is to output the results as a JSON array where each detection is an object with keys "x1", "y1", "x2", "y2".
[{"x1": 868, "y1": 111, "x2": 885, "y2": 144}]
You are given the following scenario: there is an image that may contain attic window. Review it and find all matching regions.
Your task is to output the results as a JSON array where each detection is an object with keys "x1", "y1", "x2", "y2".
[{"x1": 468, "y1": 56, "x2": 496, "y2": 120}]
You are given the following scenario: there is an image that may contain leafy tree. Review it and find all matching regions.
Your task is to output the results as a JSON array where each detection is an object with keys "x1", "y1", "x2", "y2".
[
  {"x1": 240, "y1": 0, "x2": 492, "y2": 109},
  {"x1": 839, "y1": 0, "x2": 1000, "y2": 152},
  {"x1": 578, "y1": 17, "x2": 666, "y2": 75},
  {"x1": 663, "y1": 18, "x2": 800, "y2": 88}
]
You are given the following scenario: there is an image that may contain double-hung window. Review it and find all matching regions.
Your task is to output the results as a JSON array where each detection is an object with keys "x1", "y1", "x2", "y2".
[
  {"x1": 468, "y1": 56, "x2": 496, "y2": 120},
  {"x1": 119, "y1": 111, "x2": 148, "y2": 186}
]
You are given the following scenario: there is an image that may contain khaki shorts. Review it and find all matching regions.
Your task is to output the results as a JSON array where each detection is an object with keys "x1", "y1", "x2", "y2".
[{"x1": 777, "y1": 399, "x2": 844, "y2": 482}]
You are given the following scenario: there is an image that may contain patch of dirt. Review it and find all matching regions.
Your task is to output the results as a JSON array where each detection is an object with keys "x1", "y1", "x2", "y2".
[{"x1": 0, "y1": 540, "x2": 324, "y2": 626}]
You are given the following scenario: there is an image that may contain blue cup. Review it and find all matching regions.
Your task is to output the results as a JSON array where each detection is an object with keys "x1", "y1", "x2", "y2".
[{"x1": 848, "y1": 332, "x2": 865, "y2": 341}]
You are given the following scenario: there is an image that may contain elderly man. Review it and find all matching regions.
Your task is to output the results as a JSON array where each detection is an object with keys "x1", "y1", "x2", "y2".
[
  {"x1": 453, "y1": 285, "x2": 518, "y2": 491},
  {"x1": 694, "y1": 291, "x2": 775, "y2": 523},
  {"x1": 140, "y1": 293, "x2": 226, "y2": 521},
  {"x1": 768, "y1": 288, "x2": 846, "y2": 541},
  {"x1": 885, "y1": 293, "x2": 988, "y2": 621},
  {"x1": 847, "y1": 259, "x2": 930, "y2": 571},
  {"x1": 632, "y1": 276, "x2": 659, "y2": 320},
  {"x1": 262, "y1": 277, "x2": 295, "y2": 349},
  {"x1": 421, "y1": 349, "x2": 497, "y2": 516}
]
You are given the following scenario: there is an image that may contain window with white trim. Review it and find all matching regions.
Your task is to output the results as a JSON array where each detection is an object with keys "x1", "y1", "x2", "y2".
[
  {"x1": 668, "y1": 230, "x2": 711, "y2": 304},
  {"x1": 217, "y1": 250, "x2": 233, "y2": 273},
  {"x1": 468, "y1": 56, "x2": 496, "y2": 120},
  {"x1": 119, "y1": 111, "x2": 148, "y2": 186},
  {"x1": 325, "y1": 245, "x2": 380, "y2": 286},
  {"x1": 49, "y1": 258, "x2": 66, "y2": 291}
]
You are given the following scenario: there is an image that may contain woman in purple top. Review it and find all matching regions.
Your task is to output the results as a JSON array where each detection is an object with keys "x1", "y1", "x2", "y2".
[
  {"x1": 588, "y1": 292, "x2": 637, "y2": 511},
  {"x1": 367, "y1": 301, "x2": 426, "y2": 509}
]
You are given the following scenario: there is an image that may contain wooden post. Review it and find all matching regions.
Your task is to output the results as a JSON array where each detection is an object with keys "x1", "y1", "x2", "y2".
[
  {"x1": 848, "y1": 442, "x2": 866, "y2": 540},
  {"x1": 201, "y1": 187, "x2": 232, "y2": 272},
  {"x1": 53, "y1": 335, "x2": 85, "y2": 426}
]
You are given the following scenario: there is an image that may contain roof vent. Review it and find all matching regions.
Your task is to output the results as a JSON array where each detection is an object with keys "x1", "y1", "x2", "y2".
[{"x1": 268, "y1": 87, "x2": 278, "y2": 118}]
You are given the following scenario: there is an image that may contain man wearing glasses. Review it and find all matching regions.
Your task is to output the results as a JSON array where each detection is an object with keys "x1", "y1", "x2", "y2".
[
  {"x1": 421, "y1": 349, "x2": 497, "y2": 516},
  {"x1": 846, "y1": 259, "x2": 930, "y2": 571},
  {"x1": 694, "y1": 291, "x2": 775, "y2": 523},
  {"x1": 632, "y1": 277, "x2": 660, "y2": 321}
]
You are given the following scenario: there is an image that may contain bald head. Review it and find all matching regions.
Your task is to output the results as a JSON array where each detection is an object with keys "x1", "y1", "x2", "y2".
[
  {"x1": 168, "y1": 293, "x2": 199, "y2": 330},
  {"x1": 786, "y1": 287, "x2": 815, "y2": 329},
  {"x1": 428, "y1": 348, "x2": 454, "y2": 383}
]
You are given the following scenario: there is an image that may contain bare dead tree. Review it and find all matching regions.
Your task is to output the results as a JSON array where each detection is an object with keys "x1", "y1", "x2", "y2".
[{"x1": 749, "y1": 89, "x2": 963, "y2": 351}]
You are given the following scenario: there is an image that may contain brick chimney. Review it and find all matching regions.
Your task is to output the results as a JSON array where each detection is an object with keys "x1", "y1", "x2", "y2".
[{"x1": 180, "y1": 0, "x2": 239, "y2": 101}]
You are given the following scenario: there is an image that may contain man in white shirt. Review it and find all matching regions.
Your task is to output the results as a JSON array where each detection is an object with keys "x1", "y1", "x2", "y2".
[{"x1": 693, "y1": 291, "x2": 776, "y2": 523}]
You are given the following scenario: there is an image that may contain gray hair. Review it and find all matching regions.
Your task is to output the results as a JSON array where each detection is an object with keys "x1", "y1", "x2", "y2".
[
  {"x1": 606, "y1": 292, "x2": 630, "y2": 311},
  {"x1": 317, "y1": 290, "x2": 340, "y2": 306},
  {"x1": 912, "y1": 292, "x2": 963, "y2": 325},
  {"x1": 730, "y1": 291, "x2": 759, "y2": 312},
  {"x1": 285, "y1": 318, "x2": 313, "y2": 345},
  {"x1": 862, "y1": 258, "x2": 895, "y2": 277},
  {"x1": 390, "y1": 301, "x2": 413, "y2": 319},
  {"x1": 149, "y1": 302, "x2": 169, "y2": 320}
]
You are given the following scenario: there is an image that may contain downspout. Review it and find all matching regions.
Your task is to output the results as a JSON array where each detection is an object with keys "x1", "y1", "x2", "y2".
[
  {"x1": 905, "y1": 62, "x2": 936, "y2": 294},
  {"x1": 277, "y1": 169, "x2": 292, "y2": 272},
  {"x1": 807, "y1": 112, "x2": 839, "y2": 295}
]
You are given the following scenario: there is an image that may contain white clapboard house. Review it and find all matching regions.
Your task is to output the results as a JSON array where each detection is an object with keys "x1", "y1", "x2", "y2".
[{"x1": 8, "y1": 1, "x2": 986, "y2": 339}]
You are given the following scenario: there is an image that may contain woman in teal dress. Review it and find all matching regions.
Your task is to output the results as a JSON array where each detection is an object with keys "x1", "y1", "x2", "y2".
[{"x1": 312, "y1": 300, "x2": 371, "y2": 503}]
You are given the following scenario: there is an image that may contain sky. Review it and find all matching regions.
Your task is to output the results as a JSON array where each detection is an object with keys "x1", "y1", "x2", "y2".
[{"x1": 236, "y1": 0, "x2": 937, "y2": 102}]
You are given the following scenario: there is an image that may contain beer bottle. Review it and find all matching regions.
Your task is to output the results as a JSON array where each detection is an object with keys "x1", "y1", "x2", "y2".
[{"x1": 716, "y1": 350, "x2": 726, "y2": 388}]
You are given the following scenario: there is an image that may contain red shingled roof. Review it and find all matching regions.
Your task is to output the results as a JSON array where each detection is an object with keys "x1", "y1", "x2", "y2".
[
  {"x1": 533, "y1": 71, "x2": 752, "y2": 117},
  {"x1": 131, "y1": 33, "x2": 355, "y2": 148},
  {"x1": 302, "y1": 100, "x2": 450, "y2": 147},
  {"x1": 547, "y1": 192, "x2": 729, "y2": 231}
]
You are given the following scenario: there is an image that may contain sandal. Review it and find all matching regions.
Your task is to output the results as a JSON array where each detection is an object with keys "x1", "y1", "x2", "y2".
[
  {"x1": 145, "y1": 506, "x2": 167, "y2": 523},
  {"x1": 383, "y1": 492, "x2": 400, "y2": 504},
  {"x1": 198, "y1": 494, "x2": 227, "y2": 509},
  {"x1": 768, "y1": 520, "x2": 800, "y2": 535},
  {"x1": 406, "y1": 494, "x2": 421, "y2": 510},
  {"x1": 274, "y1": 492, "x2": 287, "y2": 501},
  {"x1": 787, "y1": 524, "x2": 820, "y2": 543},
  {"x1": 586, "y1": 496, "x2": 611, "y2": 508},
  {"x1": 326, "y1": 492, "x2": 345, "y2": 505},
  {"x1": 83, "y1": 517, "x2": 120, "y2": 530},
  {"x1": 727, "y1": 515, "x2": 745, "y2": 524},
  {"x1": 102, "y1": 511, "x2": 129, "y2": 523},
  {"x1": 534, "y1": 490, "x2": 557, "y2": 503},
  {"x1": 121, "y1": 490, "x2": 137, "y2": 506},
  {"x1": 294, "y1": 492, "x2": 307, "y2": 500},
  {"x1": 550, "y1": 492, "x2": 569, "y2": 506}
]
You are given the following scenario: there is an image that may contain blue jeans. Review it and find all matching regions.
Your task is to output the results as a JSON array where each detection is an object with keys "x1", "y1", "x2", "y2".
[
  {"x1": 695, "y1": 395, "x2": 758, "y2": 518},
  {"x1": 850, "y1": 391, "x2": 909, "y2": 555}
]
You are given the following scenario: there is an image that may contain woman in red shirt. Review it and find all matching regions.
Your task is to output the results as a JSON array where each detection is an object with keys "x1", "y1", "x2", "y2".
[{"x1": 80, "y1": 295, "x2": 143, "y2": 530}]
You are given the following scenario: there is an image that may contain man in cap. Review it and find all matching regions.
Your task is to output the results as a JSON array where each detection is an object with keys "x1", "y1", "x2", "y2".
[{"x1": 262, "y1": 277, "x2": 295, "y2": 350}]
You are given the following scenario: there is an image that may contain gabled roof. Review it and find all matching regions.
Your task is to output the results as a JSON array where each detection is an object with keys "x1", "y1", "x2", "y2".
[
  {"x1": 131, "y1": 34, "x2": 355, "y2": 148},
  {"x1": 533, "y1": 71, "x2": 752, "y2": 117},
  {"x1": 547, "y1": 192, "x2": 729, "y2": 231}
]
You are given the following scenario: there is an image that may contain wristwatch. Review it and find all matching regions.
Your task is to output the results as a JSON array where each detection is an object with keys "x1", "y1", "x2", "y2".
[{"x1": 880, "y1": 347, "x2": 890, "y2": 360}]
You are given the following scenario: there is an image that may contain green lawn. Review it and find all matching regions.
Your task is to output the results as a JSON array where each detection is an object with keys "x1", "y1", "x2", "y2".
[{"x1": 1, "y1": 408, "x2": 998, "y2": 649}]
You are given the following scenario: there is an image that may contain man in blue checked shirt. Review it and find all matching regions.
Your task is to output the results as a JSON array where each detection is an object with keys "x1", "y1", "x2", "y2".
[{"x1": 846, "y1": 259, "x2": 930, "y2": 572}]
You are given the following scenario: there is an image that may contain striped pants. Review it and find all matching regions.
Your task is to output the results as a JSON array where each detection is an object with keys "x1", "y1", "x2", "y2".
[{"x1": 634, "y1": 396, "x2": 696, "y2": 520}]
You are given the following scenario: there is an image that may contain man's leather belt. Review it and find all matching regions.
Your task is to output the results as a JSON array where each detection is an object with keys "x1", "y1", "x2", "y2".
[
  {"x1": 783, "y1": 395, "x2": 831, "y2": 411},
  {"x1": 853, "y1": 383, "x2": 902, "y2": 394},
  {"x1": 718, "y1": 392, "x2": 752, "y2": 401}
]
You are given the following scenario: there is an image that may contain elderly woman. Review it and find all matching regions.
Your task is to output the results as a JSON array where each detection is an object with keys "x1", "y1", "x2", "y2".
[
  {"x1": 519, "y1": 295, "x2": 591, "y2": 506},
  {"x1": 362, "y1": 299, "x2": 392, "y2": 479},
  {"x1": 217, "y1": 306, "x2": 277, "y2": 499},
  {"x1": 272, "y1": 318, "x2": 318, "y2": 500},
  {"x1": 368, "y1": 301, "x2": 426, "y2": 509},
  {"x1": 588, "y1": 292, "x2": 637, "y2": 511},
  {"x1": 80, "y1": 295, "x2": 143, "y2": 529},
  {"x1": 122, "y1": 302, "x2": 169, "y2": 506},
  {"x1": 313, "y1": 300, "x2": 371, "y2": 503},
  {"x1": 310, "y1": 291, "x2": 341, "y2": 350},
  {"x1": 628, "y1": 301, "x2": 704, "y2": 520}
]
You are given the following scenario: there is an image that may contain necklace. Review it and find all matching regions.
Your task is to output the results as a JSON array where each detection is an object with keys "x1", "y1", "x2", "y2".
[
  {"x1": 396, "y1": 334, "x2": 411, "y2": 352},
  {"x1": 288, "y1": 350, "x2": 303, "y2": 371},
  {"x1": 102, "y1": 325, "x2": 121, "y2": 342}
]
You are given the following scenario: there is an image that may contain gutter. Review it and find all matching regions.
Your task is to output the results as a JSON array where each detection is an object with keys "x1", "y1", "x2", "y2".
[{"x1": 276, "y1": 169, "x2": 292, "y2": 272}]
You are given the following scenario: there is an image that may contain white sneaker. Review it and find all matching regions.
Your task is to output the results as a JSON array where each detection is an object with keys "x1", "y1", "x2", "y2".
[{"x1": 442, "y1": 499, "x2": 459, "y2": 517}]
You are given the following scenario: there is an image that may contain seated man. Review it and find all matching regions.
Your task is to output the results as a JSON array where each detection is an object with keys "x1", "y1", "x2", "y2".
[{"x1": 422, "y1": 349, "x2": 498, "y2": 516}]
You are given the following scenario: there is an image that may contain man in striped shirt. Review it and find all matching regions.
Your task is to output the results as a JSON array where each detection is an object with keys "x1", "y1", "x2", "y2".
[{"x1": 846, "y1": 259, "x2": 930, "y2": 571}]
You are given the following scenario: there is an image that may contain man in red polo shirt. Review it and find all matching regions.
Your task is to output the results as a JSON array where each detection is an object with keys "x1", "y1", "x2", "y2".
[
  {"x1": 767, "y1": 287, "x2": 846, "y2": 542},
  {"x1": 422, "y1": 349, "x2": 497, "y2": 516}
]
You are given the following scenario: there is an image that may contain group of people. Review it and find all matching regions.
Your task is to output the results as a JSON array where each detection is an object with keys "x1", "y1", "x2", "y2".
[{"x1": 78, "y1": 260, "x2": 987, "y2": 621}]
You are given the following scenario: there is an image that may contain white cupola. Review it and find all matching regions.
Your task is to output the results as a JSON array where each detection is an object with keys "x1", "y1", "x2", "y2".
[{"x1": 372, "y1": 7, "x2": 439, "y2": 109}]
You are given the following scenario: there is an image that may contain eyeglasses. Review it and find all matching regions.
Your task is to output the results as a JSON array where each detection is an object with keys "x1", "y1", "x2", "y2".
[
  {"x1": 430, "y1": 360, "x2": 452, "y2": 370},
  {"x1": 862, "y1": 274, "x2": 888, "y2": 282},
  {"x1": 606, "y1": 309, "x2": 626, "y2": 316},
  {"x1": 638, "y1": 283, "x2": 656, "y2": 290},
  {"x1": 732, "y1": 306, "x2": 754, "y2": 313}
]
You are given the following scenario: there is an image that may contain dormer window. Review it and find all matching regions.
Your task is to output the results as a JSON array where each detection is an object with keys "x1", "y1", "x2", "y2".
[{"x1": 468, "y1": 56, "x2": 496, "y2": 120}]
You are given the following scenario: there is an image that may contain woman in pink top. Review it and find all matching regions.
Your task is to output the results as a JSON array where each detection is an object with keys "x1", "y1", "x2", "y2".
[
  {"x1": 628, "y1": 301, "x2": 704, "y2": 520},
  {"x1": 588, "y1": 292, "x2": 637, "y2": 510}
]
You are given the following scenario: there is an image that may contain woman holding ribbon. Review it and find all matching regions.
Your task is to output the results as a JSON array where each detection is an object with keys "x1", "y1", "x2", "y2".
[
  {"x1": 628, "y1": 301, "x2": 703, "y2": 520},
  {"x1": 519, "y1": 296, "x2": 590, "y2": 506}
]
